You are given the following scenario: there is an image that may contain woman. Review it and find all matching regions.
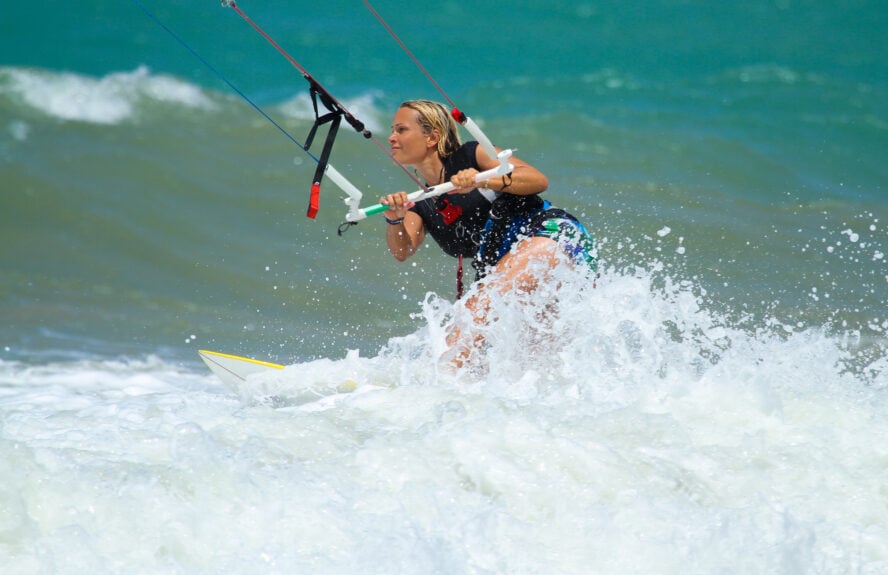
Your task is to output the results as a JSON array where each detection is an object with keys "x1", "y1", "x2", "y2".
[{"x1": 380, "y1": 100, "x2": 596, "y2": 364}]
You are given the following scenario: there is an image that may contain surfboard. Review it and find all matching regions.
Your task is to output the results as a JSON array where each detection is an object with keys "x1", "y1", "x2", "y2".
[{"x1": 198, "y1": 349, "x2": 284, "y2": 389}]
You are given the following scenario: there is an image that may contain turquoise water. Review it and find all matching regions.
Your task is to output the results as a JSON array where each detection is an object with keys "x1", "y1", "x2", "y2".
[
  {"x1": 2, "y1": 0, "x2": 884, "y2": 363},
  {"x1": 1, "y1": 1, "x2": 887, "y2": 572}
]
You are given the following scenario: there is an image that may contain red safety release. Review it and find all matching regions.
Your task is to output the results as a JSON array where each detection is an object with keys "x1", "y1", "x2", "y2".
[
  {"x1": 451, "y1": 107, "x2": 466, "y2": 124},
  {"x1": 307, "y1": 182, "x2": 320, "y2": 219}
]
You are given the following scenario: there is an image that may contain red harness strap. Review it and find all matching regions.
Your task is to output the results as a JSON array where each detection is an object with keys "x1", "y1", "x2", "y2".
[{"x1": 456, "y1": 255, "x2": 464, "y2": 300}]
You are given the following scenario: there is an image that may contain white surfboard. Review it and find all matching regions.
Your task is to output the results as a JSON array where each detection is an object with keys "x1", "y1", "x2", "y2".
[{"x1": 198, "y1": 349, "x2": 284, "y2": 389}]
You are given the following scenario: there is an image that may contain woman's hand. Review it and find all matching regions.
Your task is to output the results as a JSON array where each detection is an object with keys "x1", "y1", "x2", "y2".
[
  {"x1": 380, "y1": 191, "x2": 415, "y2": 218},
  {"x1": 448, "y1": 168, "x2": 480, "y2": 195}
]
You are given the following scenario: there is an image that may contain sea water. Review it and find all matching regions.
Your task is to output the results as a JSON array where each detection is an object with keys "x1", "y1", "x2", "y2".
[{"x1": 1, "y1": 0, "x2": 886, "y2": 572}]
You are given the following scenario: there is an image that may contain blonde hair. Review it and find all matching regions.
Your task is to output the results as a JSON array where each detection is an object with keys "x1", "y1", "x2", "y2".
[{"x1": 399, "y1": 100, "x2": 461, "y2": 158}]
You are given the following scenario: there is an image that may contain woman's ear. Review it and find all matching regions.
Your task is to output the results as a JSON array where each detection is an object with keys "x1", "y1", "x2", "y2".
[{"x1": 426, "y1": 128, "x2": 441, "y2": 150}]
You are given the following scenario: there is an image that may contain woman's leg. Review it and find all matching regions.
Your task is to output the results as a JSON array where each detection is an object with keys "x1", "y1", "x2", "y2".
[{"x1": 445, "y1": 236, "x2": 561, "y2": 367}]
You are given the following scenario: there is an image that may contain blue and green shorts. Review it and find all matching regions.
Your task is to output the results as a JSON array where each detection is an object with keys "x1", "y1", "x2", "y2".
[
  {"x1": 531, "y1": 212, "x2": 598, "y2": 272},
  {"x1": 476, "y1": 202, "x2": 598, "y2": 276}
]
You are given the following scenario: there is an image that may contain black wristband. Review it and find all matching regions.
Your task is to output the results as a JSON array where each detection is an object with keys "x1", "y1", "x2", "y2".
[{"x1": 385, "y1": 216, "x2": 405, "y2": 225}]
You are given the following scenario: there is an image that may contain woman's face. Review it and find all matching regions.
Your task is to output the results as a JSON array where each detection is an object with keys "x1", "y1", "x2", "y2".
[{"x1": 389, "y1": 107, "x2": 434, "y2": 165}]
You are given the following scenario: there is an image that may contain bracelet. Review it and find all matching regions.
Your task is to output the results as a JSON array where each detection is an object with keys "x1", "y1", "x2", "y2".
[
  {"x1": 384, "y1": 216, "x2": 405, "y2": 225},
  {"x1": 501, "y1": 172, "x2": 513, "y2": 192}
]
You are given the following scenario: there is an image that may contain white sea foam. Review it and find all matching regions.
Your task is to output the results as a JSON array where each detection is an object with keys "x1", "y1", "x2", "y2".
[
  {"x1": 0, "y1": 66, "x2": 215, "y2": 125},
  {"x1": 1, "y1": 266, "x2": 886, "y2": 574}
]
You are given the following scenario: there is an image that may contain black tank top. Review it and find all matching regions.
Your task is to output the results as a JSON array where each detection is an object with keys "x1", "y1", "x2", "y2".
[{"x1": 409, "y1": 142, "x2": 496, "y2": 258}]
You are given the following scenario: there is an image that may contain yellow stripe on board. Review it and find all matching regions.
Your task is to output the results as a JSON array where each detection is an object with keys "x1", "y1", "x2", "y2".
[{"x1": 198, "y1": 349, "x2": 285, "y2": 370}]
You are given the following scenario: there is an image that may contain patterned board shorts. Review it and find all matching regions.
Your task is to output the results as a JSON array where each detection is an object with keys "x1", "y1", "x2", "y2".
[
  {"x1": 475, "y1": 203, "x2": 598, "y2": 280},
  {"x1": 531, "y1": 214, "x2": 598, "y2": 272}
]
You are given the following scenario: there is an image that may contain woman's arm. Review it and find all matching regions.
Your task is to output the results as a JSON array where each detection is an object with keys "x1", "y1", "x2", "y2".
[{"x1": 449, "y1": 146, "x2": 549, "y2": 196}]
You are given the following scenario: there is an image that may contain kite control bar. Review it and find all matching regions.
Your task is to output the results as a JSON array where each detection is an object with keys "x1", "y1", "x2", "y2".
[{"x1": 342, "y1": 149, "x2": 514, "y2": 222}]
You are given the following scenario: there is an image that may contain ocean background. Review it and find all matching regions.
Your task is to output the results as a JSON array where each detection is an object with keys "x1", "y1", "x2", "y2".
[{"x1": 2, "y1": 0, "x2": 886, "y2": 572}]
